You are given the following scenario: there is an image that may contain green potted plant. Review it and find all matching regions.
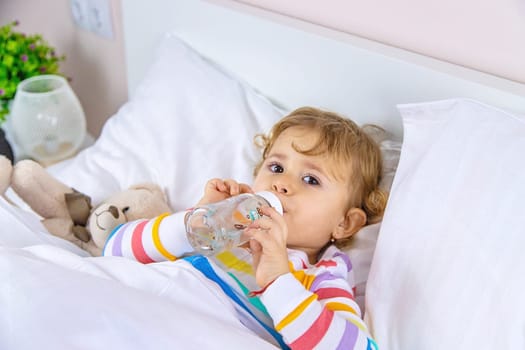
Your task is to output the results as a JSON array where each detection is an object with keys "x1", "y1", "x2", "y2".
[{"x1": 0, "y1": 20, "x2": 65, "y2": 124}]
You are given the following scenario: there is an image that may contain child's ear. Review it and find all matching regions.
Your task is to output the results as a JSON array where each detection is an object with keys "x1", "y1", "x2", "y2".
[{"x1": 333, "y1": 208, "x2": 367, "y2": 240}]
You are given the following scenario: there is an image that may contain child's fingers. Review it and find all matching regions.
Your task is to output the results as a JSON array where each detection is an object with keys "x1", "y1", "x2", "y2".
[
  {"x1": 247, "y1": 226, "x2": 289, "y2": 287},
  {"x1": 248, "y1": 217, "x2": 275, "y2": 233},
  {"x1": 238, "y1": 183, "x2": 254, "y2": 194},
  {"x1": 208, "y1": 178, "x2": 238, "y2": 195},
  {"x1": 197, "y1": 179, "x2": 231, "y2": 206},
  {"x1": 258, "y1": 206, "x2": 283, "y2": 222},
  {"x1": 248, "y1": 226, "x2": 282, "y2": 247},
  {"x1": 246, "y1": 212, "x2": 287, "y2": 247},
  {"x1": 215, "y1": 179, "x2": 229, "y2": 193},
  {"x1": 222, "y1": 178, "x2": 245, "y2": 195},
  {"x1": 224, "y1": 180, "x2": 252, "y2": 195},
  {"x1": 206, "y1": 178, "x2": 252, "y2": 197},
  {"x1": 254, "y1": 207, "x2": 286, "y2": 239},
  {"x1": 205, "y1": 178, "x2": 226, "y2": 192},
  {"x1": 198, "y1": 178, "x2": 252, "y2": 207},
  {"x1": 249, "y1": 239, "x2": 262, "y2": 267}
]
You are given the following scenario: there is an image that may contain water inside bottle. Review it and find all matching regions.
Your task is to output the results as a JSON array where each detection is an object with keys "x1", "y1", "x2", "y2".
[{"x1": 186, "y1": 192, "x2": 281, "y2": 255}]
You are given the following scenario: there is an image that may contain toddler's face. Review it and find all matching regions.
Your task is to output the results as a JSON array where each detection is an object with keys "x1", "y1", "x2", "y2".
[{"x1": 252, "y1": 127, "x2": 353, "y2": 257}]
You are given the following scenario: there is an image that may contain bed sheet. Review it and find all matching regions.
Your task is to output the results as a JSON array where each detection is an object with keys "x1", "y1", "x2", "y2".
[{"x1": 0, "y1": 197, "x2": 278, "y2": 349}]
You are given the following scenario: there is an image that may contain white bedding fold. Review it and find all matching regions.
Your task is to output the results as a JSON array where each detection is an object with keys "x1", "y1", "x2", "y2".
[{"x1": 0, "y1": 198, "x2": 277, "y2": 349}]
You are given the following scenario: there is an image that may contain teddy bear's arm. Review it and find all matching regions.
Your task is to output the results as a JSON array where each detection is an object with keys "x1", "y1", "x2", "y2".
[{"x1": 11, "y1": 160, "x2": 74, "y2": 219}]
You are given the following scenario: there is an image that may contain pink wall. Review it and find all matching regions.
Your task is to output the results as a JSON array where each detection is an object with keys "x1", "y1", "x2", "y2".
[
  {"x1": 2, "y1": 0, "x2": 522, "y2": 139},
  {"x1": 236, "y1": 0, "x2": 525, "y2": 85},
  {"x1": 0, "y1": 0, "x2": 127, "y2": 137}
]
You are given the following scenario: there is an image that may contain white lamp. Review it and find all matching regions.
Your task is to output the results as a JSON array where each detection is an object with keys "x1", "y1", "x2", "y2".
[{"x1": 10, "y1": 74, "x2": 86, "y2": 164}]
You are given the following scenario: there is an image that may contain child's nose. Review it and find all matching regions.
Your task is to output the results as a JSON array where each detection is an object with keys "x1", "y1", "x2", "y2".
[{"x1": 272, "y1": 183, "x2": 288, "y2": 194}]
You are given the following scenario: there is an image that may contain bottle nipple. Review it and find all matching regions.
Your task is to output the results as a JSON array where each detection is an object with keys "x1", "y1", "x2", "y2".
[{"x1": 255, "y1": 191, "x2": 283, "y2": 215}]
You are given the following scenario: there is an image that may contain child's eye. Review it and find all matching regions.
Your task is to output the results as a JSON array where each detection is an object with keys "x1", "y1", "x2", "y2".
[
  {"x1": 268, "y1": 163, "x2": 284, "y2": 173},
  {"x1": 303, "y1": 175, "x2": 320, "y2": 185}
]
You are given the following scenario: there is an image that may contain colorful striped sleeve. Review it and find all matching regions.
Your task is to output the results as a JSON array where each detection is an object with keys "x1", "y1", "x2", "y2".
[
  {"x1": 102, "y1": 211, "x2": 194, "y2": 263},
  {"x1": 259, "y1": 246, "x2": 377, "y2": 349}
]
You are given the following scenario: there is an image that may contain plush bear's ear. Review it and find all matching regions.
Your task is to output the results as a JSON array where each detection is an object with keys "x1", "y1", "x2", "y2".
[
  {"x1": 65, "y1": 189, "x2": 92, "y2": 226},
  {"x1": 109, "y1": 183, "x2": 171, "y2": 222},
  {"x1": 129, "y1": 182, "x2": 169, "y2": 206},
  {"x1": 129, "y1": 182, "x2": 163, "y2": 193}
]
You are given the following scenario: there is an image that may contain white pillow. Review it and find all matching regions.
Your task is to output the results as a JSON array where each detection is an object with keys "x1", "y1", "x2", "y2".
[
  {"x1": 48, "y1": 33, "x2": 285, "y2": 210},
  {"x1": 365, "y1": 98, "x2": 525, "y2": 349}
]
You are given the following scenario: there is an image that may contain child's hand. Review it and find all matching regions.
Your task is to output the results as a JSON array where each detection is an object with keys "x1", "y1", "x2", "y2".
[
  {"x1": 245, "y1": 206, "x2": 290, "y2": 288},
  {"x1": 196, "y1": 178, "x2": 253, "y2": 206}
]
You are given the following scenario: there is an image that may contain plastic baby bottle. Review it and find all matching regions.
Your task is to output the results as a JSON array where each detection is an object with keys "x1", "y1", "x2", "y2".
[{"x1": 185, "y1": 191, "x2": 283, "y2": 255}]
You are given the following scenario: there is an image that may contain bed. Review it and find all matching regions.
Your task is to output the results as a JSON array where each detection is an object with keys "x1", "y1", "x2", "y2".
[{"x1": 1, "y1": 0, "x2": 525, "y2": 349}]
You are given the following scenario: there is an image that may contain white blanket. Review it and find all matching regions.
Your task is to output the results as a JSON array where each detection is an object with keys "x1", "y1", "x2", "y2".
[{"x1": 0, "y1": 198, "x2": 277, "y2": 349}]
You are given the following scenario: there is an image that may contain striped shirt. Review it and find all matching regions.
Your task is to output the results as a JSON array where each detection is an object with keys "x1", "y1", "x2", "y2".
[
  {"x1": 261, "y1": 246, "x2": 377, "y2": 349},
  {"x1": 103, "y1": 213, "x2": 377, "y2": 349}
]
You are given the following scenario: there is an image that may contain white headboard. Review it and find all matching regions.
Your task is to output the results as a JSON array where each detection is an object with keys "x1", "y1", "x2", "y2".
[{"x1": 122, "y1": 0, "x2": 525, "y2": 140}]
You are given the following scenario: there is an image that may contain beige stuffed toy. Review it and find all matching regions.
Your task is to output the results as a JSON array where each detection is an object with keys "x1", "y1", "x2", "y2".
[{"x1": 0, "y1": 155, "x2": 172, "y2": 256}]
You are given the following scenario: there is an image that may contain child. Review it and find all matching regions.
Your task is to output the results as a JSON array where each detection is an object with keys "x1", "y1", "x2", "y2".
[{"x1": 103, "y1": 107, "x2": 387, "y2": 349}]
